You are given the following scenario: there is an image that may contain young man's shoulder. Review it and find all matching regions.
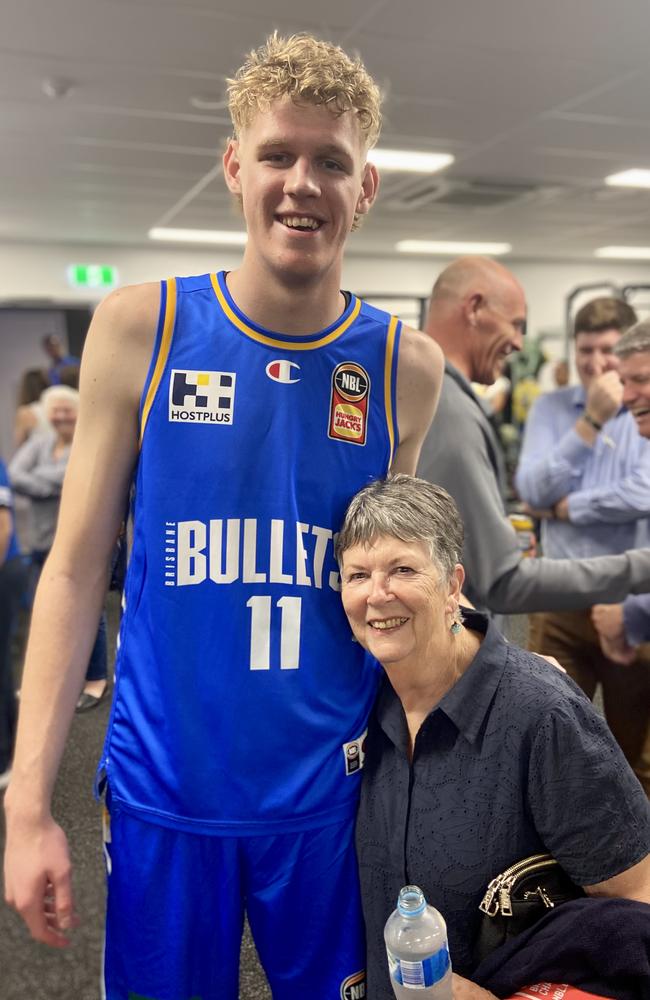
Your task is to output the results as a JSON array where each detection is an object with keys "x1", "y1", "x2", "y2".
[
  {"x1": 86, "y1": 282, "x2": 161, "y2": 364},
  {"x1": 397, "y1": 324, "x2": 443, "y2": 387},
  {"x1": 80, "y1": 282, "x2": 162, "y2": 409},
  {"x1": 95, "y1": 281, "x2": 160, "y2": 332}
]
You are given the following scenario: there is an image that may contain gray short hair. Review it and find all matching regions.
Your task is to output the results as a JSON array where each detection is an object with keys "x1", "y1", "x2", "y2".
[
  {"x1": 335, "y1": 474, "x2": 464, "y2": 581},
  {"x1": 614, "y1": 319, "x2": 650, "y2": 360}
]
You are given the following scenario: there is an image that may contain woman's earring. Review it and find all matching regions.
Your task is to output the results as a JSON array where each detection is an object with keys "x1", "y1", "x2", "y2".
[{"x1": 450, "y1": 608, "x2": 463, "y2": 634}]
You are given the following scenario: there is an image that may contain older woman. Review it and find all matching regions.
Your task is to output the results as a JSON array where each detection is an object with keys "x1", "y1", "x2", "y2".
[
  {"x1": 336, "y1": 475, "x2": 650, "y2": 1000},
  {"x1": 9, "y1": 386, "x2": 108, "y2": 712}
]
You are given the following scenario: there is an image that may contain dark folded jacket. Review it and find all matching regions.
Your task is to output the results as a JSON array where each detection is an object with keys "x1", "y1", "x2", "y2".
[{"x1": 473, "y1": 897, "x2": 650, "y2": 1000}]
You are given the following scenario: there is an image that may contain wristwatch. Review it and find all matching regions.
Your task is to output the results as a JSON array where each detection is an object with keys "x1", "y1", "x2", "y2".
[{"x1": 581, "y1": 411, "x2": 603, "y2": 432}]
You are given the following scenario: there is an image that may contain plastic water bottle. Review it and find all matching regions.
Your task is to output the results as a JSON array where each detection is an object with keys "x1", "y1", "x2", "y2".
[{"x1": 384, "y1": 885, "x2": 452, "y2": 998}]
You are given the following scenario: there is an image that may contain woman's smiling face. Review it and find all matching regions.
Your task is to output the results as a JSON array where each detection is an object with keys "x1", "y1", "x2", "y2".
[{"x1": 340, "y1": 535, "x2": 458, "y2": 667}]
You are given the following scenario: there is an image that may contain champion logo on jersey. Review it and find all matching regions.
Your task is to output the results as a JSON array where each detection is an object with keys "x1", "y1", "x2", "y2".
[
  {"x1": 168, "y1": 369, "x2": 236, "y2": 425},
  {"x1": 340, "y1": 970, "x2": 367, "y2": 999},
  {"x1": 328, "y1": 362, "x2": 370, "y2": 446},
  {"x1": 266, "y1": 359, "x2": 300, "y2": 384}
]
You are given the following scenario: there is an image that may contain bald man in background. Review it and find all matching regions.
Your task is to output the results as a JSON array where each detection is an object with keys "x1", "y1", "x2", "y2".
[{"x1": 416, "y1": 257, "x2": 650, "y2": 624}]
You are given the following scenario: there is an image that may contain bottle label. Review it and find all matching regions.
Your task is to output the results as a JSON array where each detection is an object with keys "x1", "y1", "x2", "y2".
[{"x1": 387, "y1": 946, "x2": 450, "y2": 988}]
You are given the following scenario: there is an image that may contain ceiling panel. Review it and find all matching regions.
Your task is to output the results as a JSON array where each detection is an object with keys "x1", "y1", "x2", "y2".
[
  {"x1": 367, "y1": 0, "x2": 650, "y2": 64},
  {"x1": 364, "y1": 37, "x2": 618, "y2": 115},
  {"x1": 3, "y1": 0, "x2": 650, "y2": 260},
  {"x1": 105, "y1": 0, "x2": 368, "y2": 29},
  {"x1": 554, "y1": 68, "x2": 650, "y2": 122}
]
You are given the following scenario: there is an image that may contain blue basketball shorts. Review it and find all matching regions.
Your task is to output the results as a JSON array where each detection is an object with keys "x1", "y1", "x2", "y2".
[{"x1": 101, "y1": 802, "x2": 366, "y2": 1000}]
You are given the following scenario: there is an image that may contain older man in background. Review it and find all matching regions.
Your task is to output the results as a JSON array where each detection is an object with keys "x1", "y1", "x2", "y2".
[
  {"x1": 592, "y1": 321, "x2": 650, "y2": 677},
  {"x1": 417, "y1": 258, "x2": 650, "y2": 632}
]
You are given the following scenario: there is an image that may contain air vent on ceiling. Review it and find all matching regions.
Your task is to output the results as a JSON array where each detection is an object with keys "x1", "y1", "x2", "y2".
[{"x1": 384, "y1": 177, "x2": 541, "y2": 211}]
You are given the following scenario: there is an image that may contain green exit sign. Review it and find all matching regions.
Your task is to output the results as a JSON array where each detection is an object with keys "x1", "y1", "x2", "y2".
[{"x1": 67, "y1": 264, "x2": 118, "y2": 288}]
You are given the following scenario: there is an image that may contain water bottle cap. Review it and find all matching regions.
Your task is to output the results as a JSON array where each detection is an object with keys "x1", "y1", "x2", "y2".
[{"x1": 397, "y1": 884, "x2": 427, "y2": 917}]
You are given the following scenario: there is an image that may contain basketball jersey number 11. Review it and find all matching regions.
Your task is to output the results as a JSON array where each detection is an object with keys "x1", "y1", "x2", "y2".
[{"x1": 246, "y1": 596, "x2": 302, "y2": 670}]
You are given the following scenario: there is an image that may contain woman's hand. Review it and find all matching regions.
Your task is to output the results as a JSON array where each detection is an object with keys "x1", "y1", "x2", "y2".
[{"x1": 452, "y1": 973, "x2": 497, "y2": 1000}]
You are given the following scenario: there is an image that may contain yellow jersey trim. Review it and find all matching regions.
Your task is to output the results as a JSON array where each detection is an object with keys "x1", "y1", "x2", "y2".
[
  {"x1": 209, "y1": 273, "x2": 361, "y2": 350},
  {"x1": 384, "y1": 316, "x2": 399, "y2": 469},
  {"x1": 140, "y1": 277, "x2": 177, "y2": 445}
]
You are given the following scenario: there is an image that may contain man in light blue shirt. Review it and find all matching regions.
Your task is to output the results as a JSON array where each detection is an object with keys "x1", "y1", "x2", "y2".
[
  {"x1": 516, "y1": 297, "x2": 650, "y2": 794},
  {"x1": 593, "y1": 321, "x2": 650, "y2": 672}
]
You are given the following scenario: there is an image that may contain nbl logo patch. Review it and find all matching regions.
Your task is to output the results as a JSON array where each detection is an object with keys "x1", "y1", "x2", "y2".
[
  {"x1": 328, "y1": 362, "x2": 370, "y2": 445},
  {"x1": 169, "y1": 369, "x2": 235, "y2": 425},
  {"x1": 340, "y1": 970, "x2": 366, "y2": 999}
]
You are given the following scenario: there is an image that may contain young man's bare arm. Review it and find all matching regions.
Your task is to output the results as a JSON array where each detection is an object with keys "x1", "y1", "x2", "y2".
[
  {"x1": 3, "y1": 281, "x2": 159, "y2": 947},
  {"x1": 392, "y1": 326, "x2": 443, "y2": 475}
]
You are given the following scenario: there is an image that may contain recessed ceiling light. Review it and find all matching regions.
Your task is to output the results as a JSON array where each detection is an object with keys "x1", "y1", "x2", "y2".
[
  {"x1": 604, "y1": 169, "x2": 650, "y2": 188},
  {"x1": 189, "y1": 94, "x2": 229, "y2": 111},
  {"x1": 42, "y1": 76, "x2": 75, "y2": 100},
  {"x1": 148, "y1": 228, "x2": 247, "y2": 245},
  {"x1": 396, "y1": 240, "x2": 511, "y2": 256},
  {"x1": 368, "y1": 149, "x2": 454, "y2": 173},
  {"x1": 595, "y1": 245, "x2": 650, "y2": 259}
]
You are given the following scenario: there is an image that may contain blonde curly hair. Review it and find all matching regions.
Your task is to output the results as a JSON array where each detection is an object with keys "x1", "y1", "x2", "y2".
[{"x1": 227, "y1": 32, "x2": 382, "y2": 148}]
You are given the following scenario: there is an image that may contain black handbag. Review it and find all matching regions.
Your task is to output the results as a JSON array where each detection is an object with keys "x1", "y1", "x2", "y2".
[{"x1": 475, "y1": 853, "x2": 585, "y2": 963}]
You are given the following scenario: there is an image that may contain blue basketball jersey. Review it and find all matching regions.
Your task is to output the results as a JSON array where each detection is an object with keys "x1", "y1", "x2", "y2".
[
  {"x1": 0, "y1": 461, "x2": 19, "y2": 561},
  {"x1": 99, "y1": 271, "x2": 401, "y2": 834}
]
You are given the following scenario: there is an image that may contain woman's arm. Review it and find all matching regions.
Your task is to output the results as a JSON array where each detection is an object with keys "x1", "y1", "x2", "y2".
[
  {"x1": 452, "y1": 973, "x2": 496, "y2": 999},
  {"x1": 584, "y1": 852, "x2": 650, "y2": 903},
  {"x1": 9, "y1": 437, "x2": 60, "y2": 498}
]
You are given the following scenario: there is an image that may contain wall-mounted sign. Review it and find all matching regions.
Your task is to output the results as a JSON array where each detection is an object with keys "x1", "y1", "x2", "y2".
[{"x1": 66, "y1": 264, "x2": 118, "y2": 288}]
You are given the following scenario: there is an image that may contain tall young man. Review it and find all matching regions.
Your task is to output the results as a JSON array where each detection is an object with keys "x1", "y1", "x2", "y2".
[{"x1": 3, "y1": 33, "x2": 442, "y2": 999}]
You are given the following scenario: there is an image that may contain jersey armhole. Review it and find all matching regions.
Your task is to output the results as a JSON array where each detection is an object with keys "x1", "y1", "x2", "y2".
[
  {"x1": 384, "y1": 316, "x2": 401, "y2": 469},
  {"x1": 138, "y1": 277, "x2": 177, "y2": 446}
]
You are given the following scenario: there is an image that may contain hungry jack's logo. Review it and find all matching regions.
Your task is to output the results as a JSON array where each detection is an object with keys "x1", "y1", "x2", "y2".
[{"x1": 328, "y1": 362, "x2": 370, "y2": 445}]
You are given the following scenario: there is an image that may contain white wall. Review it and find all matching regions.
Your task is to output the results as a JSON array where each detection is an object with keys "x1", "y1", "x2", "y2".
[{"x1": 1, "y1": 240, "x2": 649, "y2": 338}]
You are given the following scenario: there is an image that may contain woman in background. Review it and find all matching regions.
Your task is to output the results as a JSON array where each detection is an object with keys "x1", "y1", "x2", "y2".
[
  {"x1": 9, "y1": 386, "x2": 108, "y2": 711},
  {"x1": 13, "y1": 368, "x2": 49, "y2": 447}
]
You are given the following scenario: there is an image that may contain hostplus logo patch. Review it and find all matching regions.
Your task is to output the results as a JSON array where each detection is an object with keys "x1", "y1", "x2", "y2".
[{"x1": 168, "y1": 369, "x2": 235, "y2": 424}]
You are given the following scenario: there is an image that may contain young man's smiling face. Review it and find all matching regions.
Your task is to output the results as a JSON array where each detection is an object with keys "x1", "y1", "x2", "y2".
[
  {"x1": 574, "y1": 328, "x2": 622, "y2": 390},
  {"x1": 223, "y1": 96, "x2": 378, "y2": 289}
]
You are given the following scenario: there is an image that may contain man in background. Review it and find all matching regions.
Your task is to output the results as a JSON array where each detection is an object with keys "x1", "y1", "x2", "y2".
[
  {"x1": 416, "y1": 257, "x2": 650, "y2": 631},
  {"x1": 592, "y1": 321, "x2": 650, "y2": 691},
  {"x1": 515, "y1": 297, "x2": 650, "y2": 793},
  {"x1": 41, "y1": 333, "x2": 79, "y2": 386}
]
